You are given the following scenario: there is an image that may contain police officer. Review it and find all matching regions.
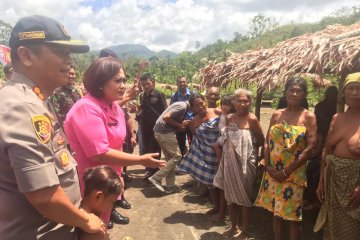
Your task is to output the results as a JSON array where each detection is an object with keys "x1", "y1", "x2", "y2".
[{"x1": 0, "y1": 15, "x2": 106, "y2": 239}]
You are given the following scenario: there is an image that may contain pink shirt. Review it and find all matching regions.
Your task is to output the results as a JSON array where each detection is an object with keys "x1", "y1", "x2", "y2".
[{"x1": 64, "y1": 94, "x2": 126, "y2": 191}]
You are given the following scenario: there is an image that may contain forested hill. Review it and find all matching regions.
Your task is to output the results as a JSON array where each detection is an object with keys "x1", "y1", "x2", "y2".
[
  {"x1": 107, "y1": 44, "x2": 177, "y2": 59},
  {"x1": 1, "y1": 6, "x2": 360, "y2": 83}
]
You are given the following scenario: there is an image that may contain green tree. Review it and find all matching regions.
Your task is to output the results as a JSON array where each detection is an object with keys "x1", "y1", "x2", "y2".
[
  {"x1": 247, "y1": 13, "x2": 279, "y2": 39},
  {"x1": 0, "y1": 20, "x2": 12, "y2": 46}
]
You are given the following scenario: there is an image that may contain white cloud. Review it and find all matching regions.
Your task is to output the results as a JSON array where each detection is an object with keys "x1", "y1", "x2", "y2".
[{"x1": 0, "y1": 0, "x2": 359, "y2": 53}]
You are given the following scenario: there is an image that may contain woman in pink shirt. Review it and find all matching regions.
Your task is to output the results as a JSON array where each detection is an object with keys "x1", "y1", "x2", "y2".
[{"x1": 64, "y1": 57, "x2": 164, "y2": 228}]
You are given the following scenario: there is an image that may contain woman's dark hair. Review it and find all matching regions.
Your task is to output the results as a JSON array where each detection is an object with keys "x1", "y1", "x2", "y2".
[
  {"x1": 188, "y1": 93, "x2": 205, "y2": 108},
  {"x1": 284, "y1": 76, "x2": 308, "y2": 95},
  {"x1": 83, "y1": 57, "x2": 123, "y2": 98},
  {"x1": 83, "y1": 165, "x2": 122, "y2": 197},
  {"x1": 221, "y1": 95, "x2": 236, "y2": 113}
]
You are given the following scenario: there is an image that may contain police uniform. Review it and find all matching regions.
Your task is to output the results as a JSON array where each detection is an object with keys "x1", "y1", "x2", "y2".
[{"x1": 0, "y1": 72, "x2": 81, "y2": 239}]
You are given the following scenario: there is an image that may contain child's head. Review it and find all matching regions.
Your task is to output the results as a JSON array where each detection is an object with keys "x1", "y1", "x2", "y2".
[
  {"x1": 221, "y1": 95, "x2": 235, "y2": 114},
  {"x1": 83, "y1": 165, "x2": 123, "y2": 216},
  {"x1": 233, "y1": 88, "x2": 252, "y2": 114}
]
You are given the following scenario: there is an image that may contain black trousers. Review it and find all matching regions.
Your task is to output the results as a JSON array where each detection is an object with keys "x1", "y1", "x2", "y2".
[
  {"x1": 141, "y1": 127, "x2": 161, "y2": 174},
  {"x1": 175, "y1": 127, "x2": 193, "y2": 157},
  {"x1": 176, "y1": 130, "x2": 187, "y2": 157}
]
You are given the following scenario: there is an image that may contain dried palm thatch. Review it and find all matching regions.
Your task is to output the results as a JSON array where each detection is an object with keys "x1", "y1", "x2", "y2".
[{"x1": 198, "y1": 22, "x2": 360, "y2": 90}]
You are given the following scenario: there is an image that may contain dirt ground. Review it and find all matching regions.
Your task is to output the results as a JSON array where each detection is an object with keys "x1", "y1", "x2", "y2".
[{"x1": 109, "y1": 107, "x2": 323, "y2": 240}]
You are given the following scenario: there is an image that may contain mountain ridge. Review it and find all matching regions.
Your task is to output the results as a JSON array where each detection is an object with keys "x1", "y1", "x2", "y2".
[{"x1": 104, "y1": 44, "x2": 178, "y2": 59}]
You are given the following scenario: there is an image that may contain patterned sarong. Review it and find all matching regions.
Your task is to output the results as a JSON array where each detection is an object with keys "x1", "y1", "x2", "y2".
[
  {"x1": 314, "y1": 154, "x2": 360, "y2": 240},
  {"x1": 178, "y1": 117, "x2": 220, "y2": 185},
  {"x1": 254, "y1": 123, "x2": 307, "y2": 221}
]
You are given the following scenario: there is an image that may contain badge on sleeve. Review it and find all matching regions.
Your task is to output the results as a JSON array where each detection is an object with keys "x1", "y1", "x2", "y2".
[
  {"x1": 32, "y1": 115, "x2": 52, "y2": 144},
  {"x1": 32, "y1": 87, "x2": 45, "y2": 101},
  {"x1": 57, "y1": 136, "x2": 65, "y2": 146},
  {"x1": 60, "y1": 151, "x2": 69, "y2": 167}
]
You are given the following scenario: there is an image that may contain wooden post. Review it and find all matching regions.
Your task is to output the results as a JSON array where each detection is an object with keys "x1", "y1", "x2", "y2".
[
  {"x1": 336, "y1": 73, "x2": 347, "y2": 113},
  {"x1": 255, "y1": 88, "x2": 263, "y2": 120}
]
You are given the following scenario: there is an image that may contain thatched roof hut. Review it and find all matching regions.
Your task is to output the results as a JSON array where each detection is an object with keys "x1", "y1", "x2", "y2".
[{"x1": 198, "y1": 22, "x2": 360, "y2": 116}]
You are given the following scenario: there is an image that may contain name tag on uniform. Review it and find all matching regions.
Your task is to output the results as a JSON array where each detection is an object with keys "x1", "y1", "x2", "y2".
[{"x1": 108, "y1": 117, "x2": 118, "y2": 126}]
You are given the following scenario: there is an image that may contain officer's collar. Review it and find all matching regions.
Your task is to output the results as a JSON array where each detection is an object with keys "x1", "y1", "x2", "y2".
[
  {"x1": 9, "y1": 71, "x2": 37, "y2": 89},
  {"x1": 10, "y1": 72, "x2": 47, "y2": 101}
]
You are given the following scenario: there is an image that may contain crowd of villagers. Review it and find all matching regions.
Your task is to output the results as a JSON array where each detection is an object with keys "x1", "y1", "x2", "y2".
[
  {"x1": 166, "y1": 74, "x2": 360, "y2": 240},
  {"x1": 29, "y1": 52, "x2": 359, "y2": 240}
]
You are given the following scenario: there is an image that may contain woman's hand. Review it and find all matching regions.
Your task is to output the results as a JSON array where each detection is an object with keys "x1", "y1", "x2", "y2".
[
  {"x1": 124, "y1": 84, "x2": 139, "y2": 101},
  {"x1": 140, "y1": 153, "x2": 166, "y2": 168},
  {"x1": 273, "y1": 170, "x2": 287, "y2": 182},
  {"x1": 265, "y1": 166, "x2": 277, "y2": 178},
  {"x1": 175, "y1": 120, "x2": 191, "y2": 132},
  {"x1": 316, "y1": 181, "x2": 325, "y2": 203},
  {"x1": 348, "y1": 186, "x2": 360, "y2": 209}
]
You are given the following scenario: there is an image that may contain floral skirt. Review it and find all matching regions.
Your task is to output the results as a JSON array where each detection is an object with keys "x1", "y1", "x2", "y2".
[{"x1": 254, "y1": 172, "x2": 305, "y2": 221}]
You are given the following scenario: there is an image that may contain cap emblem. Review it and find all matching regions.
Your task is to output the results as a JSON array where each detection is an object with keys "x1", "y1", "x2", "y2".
[
  {"x1": 19, "y1": 31, "x2": 46, "y2": 40},
  {"x1": 60, "y1": 151, "x2": 69, "y2": 167}
]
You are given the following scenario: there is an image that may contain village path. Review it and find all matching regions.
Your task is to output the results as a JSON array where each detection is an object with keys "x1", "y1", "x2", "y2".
[{"x1": 109, "y1": 107, "x2": 322, "y2": 240}]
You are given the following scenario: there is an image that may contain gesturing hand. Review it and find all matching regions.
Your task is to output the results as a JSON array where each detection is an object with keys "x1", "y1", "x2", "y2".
[
  {"x1": 141, "y1": 153, "x2": 166, "y2": 168},
  {"x1": 124, "y1": 84, "x2": 139, "y2": 101}
]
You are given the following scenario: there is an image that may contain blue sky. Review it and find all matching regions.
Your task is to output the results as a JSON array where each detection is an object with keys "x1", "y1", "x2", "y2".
[
  {"x1": 0, "y1": 0, "x2": 359, "y2": 52},
  {"x1": 87, "y1": 0, "x2": 114, "y2": 10}
]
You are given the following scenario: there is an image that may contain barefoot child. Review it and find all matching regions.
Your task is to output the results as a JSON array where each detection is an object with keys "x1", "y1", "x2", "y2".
[
  {"x1": 211, "y1": 95, "x2": 235, "y2": 222},
  {"x1": 213, "y1": 89, "x2": 264, "y2": 239},
  {"x1": 80, "y1": 165, "x2": 123, "y2": 240}
]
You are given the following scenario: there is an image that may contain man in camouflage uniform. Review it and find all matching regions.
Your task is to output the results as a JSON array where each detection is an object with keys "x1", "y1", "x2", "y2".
[{"x1": 50, "y1": 65, "x2": 81, "y2": 125}]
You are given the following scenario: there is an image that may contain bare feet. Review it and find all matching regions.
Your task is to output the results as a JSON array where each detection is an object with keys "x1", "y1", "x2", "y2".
[
  {"x1": 222, "y1": 227, "x2": 241, "y2": 238},
  {"x1": 207, "y1": 213, "x2": 225, "y2": 222},
  {"x1": 205, "y1": 208, "x2": 218, "y2": 215},
  {"x1": 233, "y1": 231, "x2": 251, "y2": 240}
]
